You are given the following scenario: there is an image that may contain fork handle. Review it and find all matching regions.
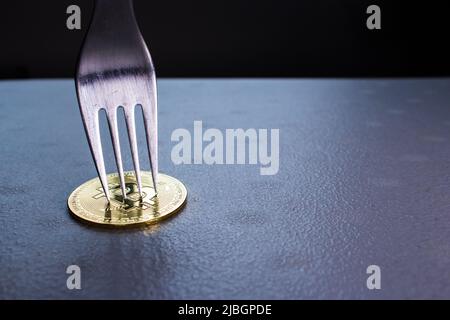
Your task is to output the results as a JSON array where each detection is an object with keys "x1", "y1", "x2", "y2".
[
  {"x1": 95, "y1": 0, "x2": 134, "y2": 12},
  {"x1": 92, "y1": 0, "x2": 137, "y2": 30},
  {"x1": 86, "y1": 0, "x2": 143, "y2": 55}
]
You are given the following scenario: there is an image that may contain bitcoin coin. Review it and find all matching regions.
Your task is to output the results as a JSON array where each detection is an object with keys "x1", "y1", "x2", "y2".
[{"x1": 68, "y1": 171, "x2": 187, "y2": 226}]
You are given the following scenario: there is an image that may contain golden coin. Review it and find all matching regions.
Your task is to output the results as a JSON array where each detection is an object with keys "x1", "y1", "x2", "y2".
[{"x1": 68, "y1": 171, "x2": 187, "y2": 226}]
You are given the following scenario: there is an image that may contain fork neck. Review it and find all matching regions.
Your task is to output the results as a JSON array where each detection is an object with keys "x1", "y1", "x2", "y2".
[{"x1": 93, "y1": 0, "x2": 135, "y2": 21}]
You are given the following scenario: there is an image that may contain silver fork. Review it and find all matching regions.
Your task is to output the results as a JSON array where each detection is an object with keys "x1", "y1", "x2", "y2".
[{"x1": 76, "y1": 0, "x2": 157, "y2": 202}]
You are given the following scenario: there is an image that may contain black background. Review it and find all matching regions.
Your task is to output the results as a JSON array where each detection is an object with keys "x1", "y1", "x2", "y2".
[{"x1": 1, "y1": 0, "x2": 449, "y2": 78}]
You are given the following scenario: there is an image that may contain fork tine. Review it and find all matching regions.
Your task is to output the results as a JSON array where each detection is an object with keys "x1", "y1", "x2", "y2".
[
  {"x1": 106, "y1": 108, "x2": 127, "y2": 200},
  {"x1": 82, "y1": 109, "x2": 111, "y2": 201},
  {"x1": 124, "y1": 106, "x2": 143, "y2": 196},
  {"x1": 141, "y1": 97, "x2": 158, "y2": 194}
]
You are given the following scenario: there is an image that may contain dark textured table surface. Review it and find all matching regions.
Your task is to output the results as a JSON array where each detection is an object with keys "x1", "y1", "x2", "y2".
[{"x1": 1, "y1": 78, "x2": 450, "y2": 299}]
